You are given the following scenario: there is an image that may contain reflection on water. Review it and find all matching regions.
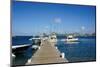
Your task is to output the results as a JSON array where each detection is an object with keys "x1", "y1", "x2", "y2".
[{"x1": 66, "y1": 42, "x2": 79, "y2": 44}]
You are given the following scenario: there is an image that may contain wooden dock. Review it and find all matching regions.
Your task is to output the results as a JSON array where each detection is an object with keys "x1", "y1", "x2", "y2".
[{"x1": 26, "y1": 39, "x2": 68, "y2": 65}]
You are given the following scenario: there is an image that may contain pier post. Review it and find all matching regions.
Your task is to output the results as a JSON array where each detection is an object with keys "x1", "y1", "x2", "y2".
[
  {"x1": 61, "y1": 52, "x2": 65, "y2": 58},
  {"x1": 55, "y1": 47, "x2": 58, "y2": 49},
  {"x1": 27, "y1": 59, "x2": 32, "y2": 63},
  {"x1": 38, "y1": 46, "x2": 41, "y2": 49}
]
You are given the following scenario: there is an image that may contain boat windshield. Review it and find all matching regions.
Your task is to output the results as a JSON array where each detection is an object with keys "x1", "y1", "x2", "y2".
[{"x1": 67, "y1": 38, "x2": 73, "y2": 39}]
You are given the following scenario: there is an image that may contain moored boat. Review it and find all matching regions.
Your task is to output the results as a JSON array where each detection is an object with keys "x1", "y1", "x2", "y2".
[{"x1": 49, "y1": 33, "x2": 57, "y2": 42}]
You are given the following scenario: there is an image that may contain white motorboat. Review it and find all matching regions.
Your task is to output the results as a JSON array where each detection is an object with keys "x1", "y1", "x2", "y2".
[
  {"x1": 29, "y1": 36, "x2": 41, "y2": 49},
  {"x1": 49, "y1": 33, "x2": 57, "y2": 42},
  {"x1": 12, "y1": 44, "x2": 31, "y2": 55},
  {"x1": 66, "y1": 35, "x2": 78, "y2": 42},
  {"x1": 32, "y1": 45, "x2": 39, "y2": 49}
]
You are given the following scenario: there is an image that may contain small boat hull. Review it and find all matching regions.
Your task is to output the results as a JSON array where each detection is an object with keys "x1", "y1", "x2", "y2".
[
  {"x1": 12, "y1": 45, "x2": 31, "y2": 56},
  {"x1": 66, "y1": 38, "x2": 78, "y2": 42}
]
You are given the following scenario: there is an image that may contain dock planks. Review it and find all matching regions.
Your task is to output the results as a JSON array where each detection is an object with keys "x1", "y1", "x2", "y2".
[{"x1": 26, "y1": 40, "x2": 68, "y2": 65}]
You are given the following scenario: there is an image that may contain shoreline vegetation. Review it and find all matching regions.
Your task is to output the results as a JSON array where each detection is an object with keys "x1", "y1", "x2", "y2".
[{"x1": 12, "y1": 32, "x2": 96, "y2": 37}]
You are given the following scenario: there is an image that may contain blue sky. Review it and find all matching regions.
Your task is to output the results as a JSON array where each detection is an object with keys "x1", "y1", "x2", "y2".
[{"x1": 12, "y1": 1, "x2": 96, "y2": 36}]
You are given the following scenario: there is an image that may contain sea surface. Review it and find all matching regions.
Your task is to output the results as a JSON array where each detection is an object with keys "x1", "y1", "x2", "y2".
[
  {"x1": 12, "y1": 36, "x2": 33, "y2": 45},
  {"x1": 12, "y1": 36, "x2": 96, "y2": 65},
  {"x1": 56, "y1": 36, "x2": 96, "y2": 62}
]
